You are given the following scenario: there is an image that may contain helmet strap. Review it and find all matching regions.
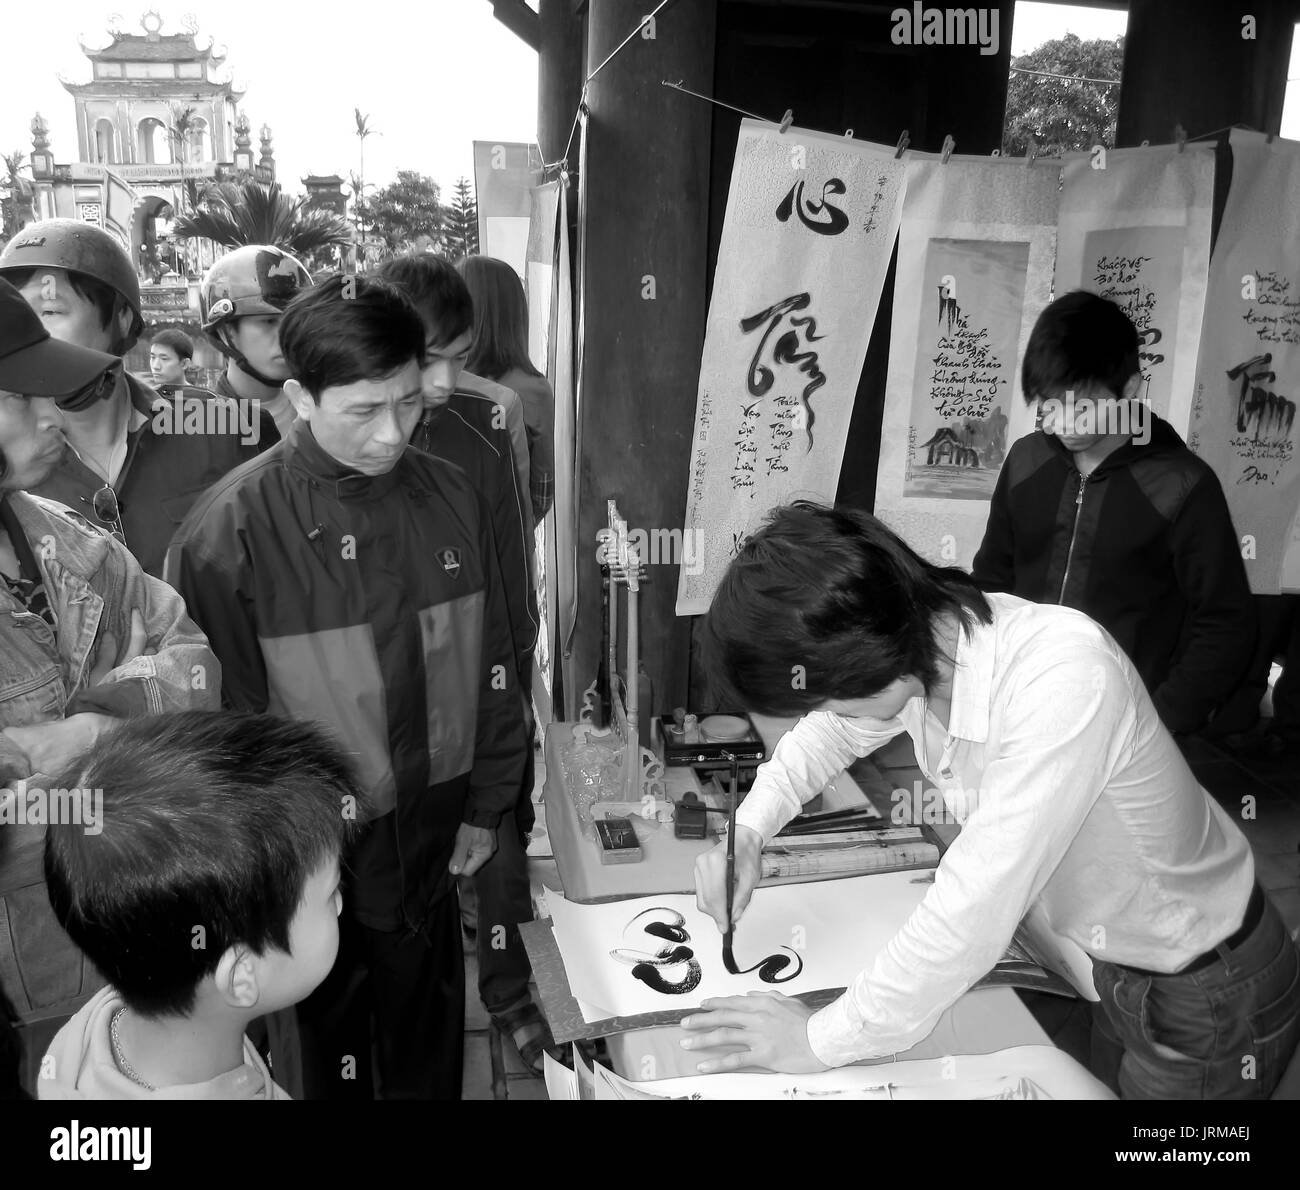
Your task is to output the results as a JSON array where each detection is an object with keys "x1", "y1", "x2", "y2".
[{"x1": 215, "y1": 325, "x2": 285, "y2": 390}]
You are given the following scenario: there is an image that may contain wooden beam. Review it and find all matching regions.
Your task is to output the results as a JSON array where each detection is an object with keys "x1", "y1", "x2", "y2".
[{"x1": 489, "y1": 0, "x2": 541, "y2": 51}]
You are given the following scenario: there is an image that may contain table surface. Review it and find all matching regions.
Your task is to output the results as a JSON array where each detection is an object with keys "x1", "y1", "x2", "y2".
[
  {"x1": 537, "y1": 721, "x2": 1052, "y2": 1080},
  {"x1": 543, "y1": 721, "x2": 895, "y2": 902}
]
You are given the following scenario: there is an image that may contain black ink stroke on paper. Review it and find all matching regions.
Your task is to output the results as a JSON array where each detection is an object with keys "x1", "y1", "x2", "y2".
[
  {"x1": 740, "y1": 292, "x2": 826, "y2": 450},
  {"x1": 610, "y1": 909, "x2": 703, "y2": 996},
  {"x1": 611, "y1": 907, "x2": 805, "y2": 995},
  {"x1": 776, "y1": 177, "x2": 849, "y2": 236},
  {"x1": 722, "y1": 937, "x2": 805, "y2": 985},
  {"x1": 1228, "y1": 353, "x2": 1296, "y2": 445}
]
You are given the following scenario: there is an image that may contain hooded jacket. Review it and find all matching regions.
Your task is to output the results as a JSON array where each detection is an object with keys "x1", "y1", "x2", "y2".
[
  {"x1": 163, "y1": 418, "x2": 526, "y2": 932},
  {"x1": 37, "y1": 986, "x2": 288, "y2": 1100},
  {"x1": 972, "y1": 414, "x2": 1254, "y2": 733}
]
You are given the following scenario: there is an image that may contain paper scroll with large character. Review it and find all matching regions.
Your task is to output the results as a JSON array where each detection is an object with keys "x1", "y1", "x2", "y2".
[
  {"x1": 1187, "y1": 130, "x2": 1300, "y2": 593},
  {"x1": 675, "y1": 121, "x2": 905, "y2": 616},
  {"x1": 1054, "y1": 145, "x2": 1214, "y2": 436}
]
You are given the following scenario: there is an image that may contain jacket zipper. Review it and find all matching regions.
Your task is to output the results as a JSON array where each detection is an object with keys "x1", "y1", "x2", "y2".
[{"x1": 1058, "y1": 471, "x2": 1088, "y2": 603}]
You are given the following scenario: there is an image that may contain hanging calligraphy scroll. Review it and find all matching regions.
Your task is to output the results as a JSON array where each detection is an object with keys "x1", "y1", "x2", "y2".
[
  {"x1": 675, "y1": 121, "x2": 905, "y2": 616},
  {"x1": 1186, "y1": 130, "x2": 1300, "y2": 594},
  {"x1": 874, "y1": 153, "x2": 1058, "y2": 569},
  {"x1": 1054, "y1": 144, "x2": 1215, "y2": 436}
]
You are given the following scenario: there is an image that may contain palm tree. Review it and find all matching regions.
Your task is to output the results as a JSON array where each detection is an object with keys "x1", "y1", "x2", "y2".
[
  {"x1": 172, "y1": 179, "x2": 352, "y2": 262},
  {"x1": 354, "y1": 109, "x2": 378, "y2": 269},
  {"x1": 1, "y1": 151, "x2": 31, "y2": 242},
  {"x1": 168, "y1": 106, "x2": 198, "y2": 213}
]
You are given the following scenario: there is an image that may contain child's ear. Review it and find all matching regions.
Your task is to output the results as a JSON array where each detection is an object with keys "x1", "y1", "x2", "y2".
[
  {"x1": 214, "y1": 945, "x2": 261, "y2": 1010},
  {"x1": 1121, "y1": 373, "x2": 1143, "y2": 401}
]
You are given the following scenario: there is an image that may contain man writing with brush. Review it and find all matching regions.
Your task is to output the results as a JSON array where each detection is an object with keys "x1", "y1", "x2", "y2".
[{"x1": 684, "y1": 501, "x2": 1299, "y2": 1100}]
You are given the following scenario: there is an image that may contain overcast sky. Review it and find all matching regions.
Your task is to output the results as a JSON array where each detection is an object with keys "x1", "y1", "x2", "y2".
[{"x1": 1, "y1": 1, "x2": 540, "y2": 196}]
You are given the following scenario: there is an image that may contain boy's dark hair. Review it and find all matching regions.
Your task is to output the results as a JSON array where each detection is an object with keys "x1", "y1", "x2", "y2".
[
  {"x1": 45, "y1": 711, "x2": 360, "y2": 1020},
  {"x1": 1021, "y1": 290, "x2": 1140, "y2": 406},
  {"x1": 278, "y1": 273, "x2": 425, "y2": 400},
  {"x1": 150, "y1": 328, "x2": 194, "y2": 360},
  {"x1": 701, "y1": 502, "x2": 992, "y2": 717},
  {"x1": 1, "y1": 267, "x2": 123, "y2": 350},
  {"x1": 377, "y1": 254, "x2": 474, "y2": 347}
]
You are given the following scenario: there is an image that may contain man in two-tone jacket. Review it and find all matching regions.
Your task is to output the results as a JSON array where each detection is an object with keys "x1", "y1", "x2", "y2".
[{"x1": 164, "y1": 275, "x2": 527, "y2": 1101}]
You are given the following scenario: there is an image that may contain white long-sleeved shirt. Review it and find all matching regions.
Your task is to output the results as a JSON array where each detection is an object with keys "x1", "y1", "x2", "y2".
[{"x1": 734, "y1": 592, "x2": 1253, "y2": 1067}]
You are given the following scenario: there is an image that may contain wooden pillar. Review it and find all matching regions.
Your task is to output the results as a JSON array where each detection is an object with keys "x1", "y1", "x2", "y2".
[
  {"x1": 538, "y1": 0, "x2": 585, "y2": 165},
  {"x1": 573, "y1": 0, "x2": 717, "y2": 720},
  {"x1": 1115, "y1": 0, "x2": 1294, "y2": 146}
]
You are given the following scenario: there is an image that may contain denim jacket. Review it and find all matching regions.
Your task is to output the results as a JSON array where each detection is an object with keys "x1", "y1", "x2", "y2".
[
  {"x1": 1, "y1": 490, "x2": 221, "y2": 731},
  {"x1": 1, "y1": 492, "x2": 221, "y2": 1084}
]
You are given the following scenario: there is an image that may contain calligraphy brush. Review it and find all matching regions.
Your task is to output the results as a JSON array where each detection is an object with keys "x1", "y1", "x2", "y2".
[{"x1": 722, "y1": 749, "x2": 739, "y2": 972}]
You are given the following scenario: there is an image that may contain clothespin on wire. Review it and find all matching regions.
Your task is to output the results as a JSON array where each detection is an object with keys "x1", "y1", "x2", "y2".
[
  {"x1": 1025, "y1": 135, "x2": 1038, "y2": 166},
  {"x1": 894, "y1": 130, "x2": 910, "y2": 159},
  {"x1": 778, "y1": 109, "x2": 794, "y2": 134},
  {"x1": 1174, "y1": 124, "x2": 1187, "y2": 153},
  {"x1": 940, "y1": 135, "x2": 956, "y2": 164}
]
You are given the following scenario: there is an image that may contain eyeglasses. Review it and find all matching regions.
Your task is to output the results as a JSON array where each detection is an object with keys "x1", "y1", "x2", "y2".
[{"x1": 90, "y1": 484, "x2": 127, "y2": 548}]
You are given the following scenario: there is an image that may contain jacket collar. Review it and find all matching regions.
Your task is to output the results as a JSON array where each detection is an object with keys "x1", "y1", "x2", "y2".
[
  {"x1": 281, "y1": 416, "x2": 405, "y2": 501},
  {"x1": 939, "y1": 595, "x2": 1007, "y2": 745},
  {"x1": 1041, "y1": 409, "x2": 1181, "y2": 477}
]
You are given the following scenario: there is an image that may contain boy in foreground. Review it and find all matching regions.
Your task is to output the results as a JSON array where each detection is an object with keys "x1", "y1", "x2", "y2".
[{"x1": 39, "y1": 712, "x2": 357, "y2": 1099}]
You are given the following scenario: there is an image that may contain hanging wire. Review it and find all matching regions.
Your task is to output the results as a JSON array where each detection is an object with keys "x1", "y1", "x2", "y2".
[
  {"x1": 1008, "y1": 65, "x2": 1121, "y2": 86},
  {"x1": 660, "y1": 80, "x2": 783, "y2": 126}
]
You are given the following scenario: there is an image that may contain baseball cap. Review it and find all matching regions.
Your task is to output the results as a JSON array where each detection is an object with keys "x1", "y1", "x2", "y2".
[{"x1": 0, "y1": 275, "x2": 118, "y2": 398}]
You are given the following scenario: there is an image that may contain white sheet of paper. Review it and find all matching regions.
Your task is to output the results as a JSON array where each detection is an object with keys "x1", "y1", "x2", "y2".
[
  {"x1": 548, "y1": 870, "x2": 930, "y2": 1020},
  {"x1": 543, "y1": 1051, "x2": 578, "y2": 1101},
  {"x1": 589, "y1": 1044, "x2": 1114, "y2": 1101}
]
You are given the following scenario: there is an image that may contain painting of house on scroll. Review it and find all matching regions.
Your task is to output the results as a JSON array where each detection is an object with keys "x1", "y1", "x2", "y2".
[
  {"x1": 904, "y1": 238, "x2": 1029, "y2": 499},
  {"x1": 1082, "y1": 227, "x2": 1182, "y2": 414}
]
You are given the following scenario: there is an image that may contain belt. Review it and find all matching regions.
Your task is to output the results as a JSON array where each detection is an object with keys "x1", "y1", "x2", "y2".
[{"x1": 1121, "y1": 883, "x2": 1266, "y2": 978}]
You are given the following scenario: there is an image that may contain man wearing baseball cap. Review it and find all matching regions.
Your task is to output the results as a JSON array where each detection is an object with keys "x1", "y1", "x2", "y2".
[
  {"x1": 0, "y1": 220, "x2": 261, "y2": 577},
  {"x1": 0, "y1": 274, "x2": 221, "y2": 1093}
]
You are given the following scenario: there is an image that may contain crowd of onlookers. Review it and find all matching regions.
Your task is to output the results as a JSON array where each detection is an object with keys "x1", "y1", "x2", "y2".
[{"x1": 0, "y1": 221, "x2": 556, "y2": 1099}]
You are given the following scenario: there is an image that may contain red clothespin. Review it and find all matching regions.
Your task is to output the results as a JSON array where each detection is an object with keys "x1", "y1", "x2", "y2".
[
  {"x1": 778, "y1": 109, "x2": 794, "y2": 134},
  {"x1": 1025, "y1": 135, "x2": 1038, "y2": 166},
  {"x1": 941, "y1": 135, "x2": 955, "y2": 164},
  {"x1": 1174, "y1": 124, "x2": 1187, "y2": 153},
  {"x1": 894, "y1": 130, "x2": 910, "y2": 159}
]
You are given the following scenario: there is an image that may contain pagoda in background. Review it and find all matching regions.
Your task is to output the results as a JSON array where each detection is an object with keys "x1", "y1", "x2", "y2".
[{"x1": 22, "y1": 11, "x2": 277, "y2": 326}]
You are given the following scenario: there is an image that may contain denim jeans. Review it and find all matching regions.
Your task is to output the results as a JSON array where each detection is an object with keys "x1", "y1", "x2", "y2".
[{"x1": 1093, "y1": 895, "x2": 1300, "y2": 1099}]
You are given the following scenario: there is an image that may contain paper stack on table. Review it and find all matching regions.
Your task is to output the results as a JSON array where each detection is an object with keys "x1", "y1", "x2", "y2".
[{"x1": 578, "y1": 1044, "x2": 1114, "y2": 1101}]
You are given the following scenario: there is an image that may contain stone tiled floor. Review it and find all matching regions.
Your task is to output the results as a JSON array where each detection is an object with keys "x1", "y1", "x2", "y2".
[{"x1": 461, "y1": 720, "x2": 1300, "y2": 1099}]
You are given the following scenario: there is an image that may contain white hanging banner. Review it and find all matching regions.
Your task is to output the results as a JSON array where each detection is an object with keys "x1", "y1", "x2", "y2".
[
  {"x1": 1054, "y1": 144, "x2": 1215, "y2": 436},
  {"x1": 874, "y1": 153, "x2": 1059, "y2": 569},
  {"x1": 675, "y1": 121, "x2": 906, "y2": 616},
  {"x1": 1187, "y1": 130, "x2": 1300, "y2": 594}
]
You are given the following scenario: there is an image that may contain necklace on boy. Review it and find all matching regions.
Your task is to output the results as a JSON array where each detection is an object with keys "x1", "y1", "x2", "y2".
[{"x1": 109, "y1": 1007, "x2": 156, "y2": 1092}]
